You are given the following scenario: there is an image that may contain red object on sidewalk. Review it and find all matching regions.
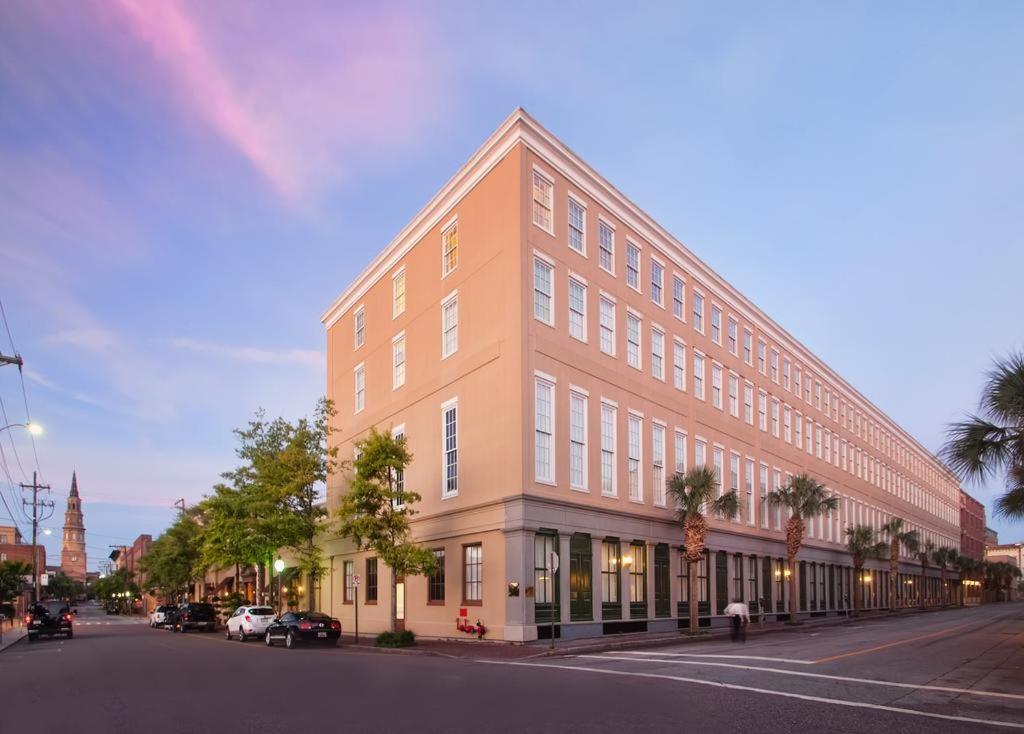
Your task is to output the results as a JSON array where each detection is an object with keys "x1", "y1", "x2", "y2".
[{"x1": 455, "y1": 617, "x2": 487, "y2": 639}]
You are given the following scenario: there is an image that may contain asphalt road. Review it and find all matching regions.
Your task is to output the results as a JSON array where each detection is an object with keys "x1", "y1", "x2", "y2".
[{"x1": 1, "y1": 602, "x2": 1021, "y2": 733}]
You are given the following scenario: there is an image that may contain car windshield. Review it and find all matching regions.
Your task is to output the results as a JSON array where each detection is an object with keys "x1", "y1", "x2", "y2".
[
  {"x1": 298, "y1": 612, "x2": 331, "y2": 621},
  {"x1": 41, "y1": 602, "x2": 67, "y2": 615},
  {"x1": 248, "y1": 607, "x2": 273, "y2": 616}
]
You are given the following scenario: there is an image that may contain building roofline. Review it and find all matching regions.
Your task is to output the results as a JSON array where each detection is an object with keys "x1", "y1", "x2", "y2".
[{"x1": 319, "y1": 107, "x2": 959, "y2": 487}]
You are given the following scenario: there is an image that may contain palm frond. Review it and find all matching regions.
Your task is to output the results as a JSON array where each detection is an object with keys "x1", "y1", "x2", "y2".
[
  {"x1": 994, "y1": 478, "x2": 1024, "y2": 520},
  {"x1": 711, "y1": 490, "x2": 741, "y2": 521},
  {"x1": 667, "y1": 466, "x2": 720, "y2": 522},
  {"x1": 981, "y1": 351, "x2": 1024, "y2": 425},
  {"x1": 941, "y1": 416, "x2": 1011, "y2": 480}
]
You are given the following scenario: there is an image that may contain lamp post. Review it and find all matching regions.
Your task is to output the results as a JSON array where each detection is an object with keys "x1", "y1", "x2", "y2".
[
  {"x1": 0, "y1": 422, "x2": 43, "y2": 436},
  {"x1": 273, "y1": 558, "x2": 285, "y2": 616}
]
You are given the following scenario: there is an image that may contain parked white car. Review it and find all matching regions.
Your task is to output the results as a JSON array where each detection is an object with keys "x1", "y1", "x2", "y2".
[
  {"x1": 225, "y1": 606, "x2": 275, "y2": 641},
  {"x1": 149, "y1": 605, "x2": 176, "y2": 627}
]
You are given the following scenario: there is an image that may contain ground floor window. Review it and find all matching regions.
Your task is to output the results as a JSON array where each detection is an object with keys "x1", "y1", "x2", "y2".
[
  {"x1": 629, "y1": 542, "x2": 647, "y2": 619},
  {"x1": 570, "y1": 533, "x2": 593, "y2": 622},
  {"x1": 601, "y1": 539, "x2": 621, "y2": 619},
  {"x1": 463, "y1": 544, "x2": 482, "y2": 603},
  {"x1": 534, "y1": 532, "x2": 559, "y2": 623},
  {"x1": 748, "y1": 556, "x2": 759, "y2": 610},
  {"x1": 732, "y1": 553, "x2": 744, "y2": 602},
  {"x1": 343, "y1": 560, "x2": 354, "y2": 603},
  {"x1": 428, "y1": 549, "x2": 445, "y2": 603},
  {"x1": 366, "y1": 558, "x2": 378, "y2": 603},
  {"x1": 654, "y1": 544, "x2": 670, "y2": 618}
]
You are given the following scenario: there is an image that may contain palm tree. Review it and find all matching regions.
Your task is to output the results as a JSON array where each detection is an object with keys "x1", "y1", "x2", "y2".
[
  {"x1": 844, "y1": 525, "x2": 887, "y2": 616},
  {"x1": 881, "y1": 517, "x2": 919, "y2": 610},
  {"x1": 667, "y1": 465, "x2": 740, "y2": 634},
  {"x1": 767, "y1": 473, "x2": 839, "y2": 622},
  {"x1": 942, "y1": 352, "x2": 1024, "y2": 520},
  {"x1": 954, "y1": 555, "x2": 978, "y2": 606},
  {"x1": 931, "y1": 547, "x2": 956, "y2": 606},
  {"x1": 914, "y1": 540, "x2": 935, "y2": 608}
]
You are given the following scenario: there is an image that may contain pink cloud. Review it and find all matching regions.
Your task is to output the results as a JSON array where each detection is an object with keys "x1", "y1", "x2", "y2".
[{"x1": 109, "y1": 0, "x2": 448, "y2": 205}]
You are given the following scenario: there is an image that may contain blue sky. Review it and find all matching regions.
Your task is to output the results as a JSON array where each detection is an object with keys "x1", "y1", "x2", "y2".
[{"x1": 0, "y1": 1, "x2": 1021, "y2": 569}]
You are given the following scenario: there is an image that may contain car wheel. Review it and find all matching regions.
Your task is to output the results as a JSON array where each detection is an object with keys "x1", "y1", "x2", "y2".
[
  {"x1": 66, "y1": 630, "x2": 73, "y2": 639},
  {"x1": 27, "y1": 634, "x2": 37, "y2": 643},
  {"x1": 238, "y1": 628, "x2": 246, "y2": 642},
  {"x1": 225, "y1": 626, "x2": 232, "y2": 640},
  {"x1": 265, "y1": 631, "x2": 273, "y2": 647},
  {"x1": 285, "y1": 631, "x2": 294, "y2": 649}
]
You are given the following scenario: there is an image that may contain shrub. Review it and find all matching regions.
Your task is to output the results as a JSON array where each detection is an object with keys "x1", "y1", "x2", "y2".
[{"x1": 375, "y1": 629, "x2": 416, "y2": 648}]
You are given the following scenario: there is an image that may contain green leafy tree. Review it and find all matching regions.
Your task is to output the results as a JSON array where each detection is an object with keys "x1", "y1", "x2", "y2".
[
  {"x1": 0, "y1": 560, "x2": 31, "y2": 605},
  {"x1": 93, "y1": 568, "x2": 140, "y2": 613},
  {"x1": 767, "y1": 473, "x2": 839, "y2": 622},
  {"x1": 844, "y1": 525, "x2": 887, "y2": 615},
  {"x1": 666, "y1": 466, "x2": 740, "y2": 634},
  {"x1": 913, "y1": 540, "x2": 935, "y2": 608},
  {"x1": 942, "y1": 352, "x2": 1024, "y2": 520},
  {"x1": 46, "y1": 573, "x2": 84, "y2": 604},
  {"x1": 139, "y1": 509, "x2": 205, "y2": 602},
  {"x1": 336, "y1": 427, "x2": 436, "y2": 633},
  {"x1": 881, "y1": 517, "x2": 919, "y2": 610},
  {"x1": 931, "y1": 547, "x2": 956, "y2": 606}
]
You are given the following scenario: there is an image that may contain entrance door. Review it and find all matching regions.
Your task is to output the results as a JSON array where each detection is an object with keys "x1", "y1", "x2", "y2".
[
  {"x1": 654, "y1": 544, "x2": 670, "y2": 617},
  {"x1": 395, "y1": 577, "x2": 406, "y2": 632},
  {"x1": 569, "y1": 534, "x2": 592, "y2": 621}
]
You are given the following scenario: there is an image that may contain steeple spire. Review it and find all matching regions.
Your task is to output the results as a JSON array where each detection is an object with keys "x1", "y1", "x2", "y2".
[{"x1": 70, "y1": 470, "x2": 79, "y2": 497}]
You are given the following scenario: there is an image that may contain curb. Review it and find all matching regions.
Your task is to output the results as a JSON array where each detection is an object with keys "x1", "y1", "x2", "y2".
[{"x1": 0, "y1": 626, "x2": 26, "y2": 653}]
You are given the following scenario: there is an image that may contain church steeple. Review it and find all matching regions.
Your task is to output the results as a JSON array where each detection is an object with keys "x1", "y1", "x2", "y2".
[
  {"x1": 70, "y1": 470, "x2": 79, "y2": 498},
  {"x1": 61, "y1": 472, "x2": 86, "y2": 582}
]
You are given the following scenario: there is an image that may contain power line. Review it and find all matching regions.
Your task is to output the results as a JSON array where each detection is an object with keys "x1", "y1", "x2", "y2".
[
  {"x1": 0, "y1": 395, "x2": 27, "y2": 482},
  {"x1": 0, "y1": 297, "x2": 44, "y2": 482}
]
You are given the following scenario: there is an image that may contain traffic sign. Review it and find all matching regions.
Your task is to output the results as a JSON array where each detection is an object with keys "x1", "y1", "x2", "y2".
[{"x1": 352, "y1": 574, "x2": 361, "y2": 587}]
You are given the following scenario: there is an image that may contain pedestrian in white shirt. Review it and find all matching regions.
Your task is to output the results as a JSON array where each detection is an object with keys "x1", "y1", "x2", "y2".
[{"x1": 724, "y1": 599, "x2": 750, "y2": 642}]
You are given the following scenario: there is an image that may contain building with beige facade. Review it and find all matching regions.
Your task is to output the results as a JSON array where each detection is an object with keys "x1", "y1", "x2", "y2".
[{"x1": 315, "y1": 109, "x2": 963, "y2": 642}]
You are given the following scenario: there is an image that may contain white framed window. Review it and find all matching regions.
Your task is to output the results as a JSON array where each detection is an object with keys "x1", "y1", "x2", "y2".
[
  {"x1": 770, "y1": 399, "x2": 780, "y2": 438},
  {"x1": 693, "y1": 352, "x2": 705, "y2": 400},
  {"x1": 712, "y1": 446, "x2": 724, "y2": 497},
  {"x1": 626, "y1": 242, "x2": 641, "y2": 291},
  {"x1": 710, "y1": 305, "x2": 722, "y2": 344},
  {"x1": 759, "y1": 463, "x2": 769, "y2": 529},
  {"x1": 782, "y1": 357, "x2": 791, "y2": 391},
  {"x1": 796, "y1": 410, "x2": 803, "y2": 448},
  {"x1": 695, "y1": 437, "x2": 707, "y2": 467},
  {"x1": 727, "y1": 317, "x2": 738, "y2": 355},
  {"x1": 743, "y1": 383, "x2": 754, "y2": 425},
  {"x1": 672, "y1": 276, "x2": 684, "y2": 320},
  {"x1": 568, "y1": 276, "x2": 587, "y2": 342},
  {"x1": 757, "y1": 340, "x2": 767, "y2": 374},
  {"x1": 354, "y1": 363, "x2": 365, "y2": 413},
  {"x1": 628, "y1": 413, "x2": 643, "y2": 501},
  {"x1": 598, "y1": 220, "x2": 614, "y2": 274},
  {"x1": 391, "y1": 424, "x2": 406, "y2": 508},
  {"x1": 652, "y1": 423, "x2": 666, "y2": 507},
  {"x1": 533, "y1": 255, "x2": 554, "y2": 325},
  {"x1": 758, "y1": 391, "x2": 767, "y2": 432},
  {"x1": 442, "y1": 220, "x2": 459, "y2": 277},
  {"x1": 442, "y1": 399, "x2": 458, "y2": 497},
  {"x1": 354, "y1": 306, "x2": 365, "y2": 349},
  {"x1": 392, "y1": 268, "x2": 406, "y2": 318},
  {"x1": 534, "y1": 376, "x2": 555, "y2": 484},
  {"x1": 770, "y1": 350, "x2": 779, "y2": 383},
  {"x1": 805, "y1": 374, "x2": 812, "y2": 404},
  {"x1": 692, "y1": 291, "x2": 704, "y2": 333},
  {"x1": 568, "y1": 196, "x2": 585, "y2": 254},
  {"x1": 815, "y1": 424, "x2": 823, "y2": 459},
  {"x1": 570, "y1": 390, "x2": 588, "y2": 490},
  {"x1": 651, "y1": 259, "x2": 664, "y2": 306},
  {"x1": 730, "y1": 453, "x2": 741, "y2": 519},
  {"x1": 806, "y1": 417, "x2": 813, "y2": 455},
  {"x1": 745, "y1": 458, "x2": 755, "y2": 526},
  {"x1": 815, "y1": 381, "x2": 822, "y2": 411},
  {"x1": 392, "y1": 333, "x2": 406, "y2": 389},
  {"x1": 674, "y1": 430, "x2": 687, "y2": 473},
  {"x1": 824, "y1": 429, "x2": 832, "y2": 463},
  {"x1": 532, "y1": 169, "x2": 554, "y2": 234},
  {"x1": 794, "y1": 365, "x2": 803, "y2": 398},
  {"x1": 711, "y1": 363, "x2": 723, "y2": 410},
  {"x1": 742, "y1": 329, "x2": 752, "y2": 365},
  {"x1": 441, "y1": 293, "x2": 458, "y2": 359},
  {"x1": 783, "y1": 405, "x2": 792, "y2": 443},
  {"x1": 626, "y1": 312, "x2": 642, "y2": 369},
  {"x1": 651, "y1": 327, "x2": 665, "y2": 380},
  {"x1": 728, "y1": 373, "x2": 739, "y2": 417},
  {"x1": 824, "y1": 388, "x2": 832, "y2": 418},
  {"x1": 599, "y1": 295, "x2": 616, "y2": 356},
  {"x1": 673, "y1": 339, "x2": 686, "y2": 391},
  {"x1": 600, "y1": 401, "x2": 617, "y2": 496}
]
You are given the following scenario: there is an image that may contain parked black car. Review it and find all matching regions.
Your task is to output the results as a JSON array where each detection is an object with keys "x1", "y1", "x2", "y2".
[
  {"x1": 26, "y1": 600, "x2": 73, "y2": 641},
  {"x1": 264, "y1": 611, "x2": 341, "y2": 648},
  {"x1": 171, "y1": 603, "x2": 217, "y2": 633}
]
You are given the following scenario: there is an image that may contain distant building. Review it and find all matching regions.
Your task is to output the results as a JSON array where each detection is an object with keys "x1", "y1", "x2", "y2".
[
  {"x1": 985, "y1": 527, "x2": 999, "y2": 547},
  {"x1": 60, "y1": 472, "x2": 87, "y2": 582},
  {"x1": 985, "y1": 544, "x2": 1023, "y2": 568},
  {"x1": 0, "y1": 522, "x2": 46, "y2": 581},
  {"x1": 959, "y1": 491, "x2": 986, "y2": 561}
]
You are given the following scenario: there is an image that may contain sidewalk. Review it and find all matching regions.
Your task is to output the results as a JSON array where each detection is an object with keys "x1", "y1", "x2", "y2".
[{"x1": 0, "y1": 622, "x2": 26, "y2": 653}]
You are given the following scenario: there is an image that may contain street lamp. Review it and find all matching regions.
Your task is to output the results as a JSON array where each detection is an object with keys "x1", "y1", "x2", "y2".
[
  {"x1": 0, "y1": 421, "x2": 43, "y2": 436},
  {"x1": 273, "y1": 558, "x2": 285, "y2": 616}
]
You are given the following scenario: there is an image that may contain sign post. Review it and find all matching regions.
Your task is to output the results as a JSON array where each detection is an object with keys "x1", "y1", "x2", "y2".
[
  {"x1": 547, "y1": 552, "x2": 559, "y2": 649},
  {"x1": 352, "y1": 574, "x2": 361, "y2": 645}
]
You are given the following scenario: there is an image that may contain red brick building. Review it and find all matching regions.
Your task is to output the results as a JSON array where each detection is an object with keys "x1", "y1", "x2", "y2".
[{"x1": 959, "y1": 490, "x2": 986, "y2": 562}]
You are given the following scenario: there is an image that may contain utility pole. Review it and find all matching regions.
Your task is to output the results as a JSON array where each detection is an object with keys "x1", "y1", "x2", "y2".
[
  {"x1": 0, "y1": 352, "x2": 23, "y2": 368},
  {"x1": 20, "y1": 472, "x2": 53, "y2": 604}
]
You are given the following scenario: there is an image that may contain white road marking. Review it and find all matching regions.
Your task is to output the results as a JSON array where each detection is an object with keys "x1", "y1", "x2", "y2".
[
  {"x1": 577, "y1": 655, "x2": 1024, "y2": 701},
  {"x1": 613, "y1": 651, "x2": 816, "y2": 665},
  {"x1": 477, "y1": 660, "x2": 1024, "y2": 730}
]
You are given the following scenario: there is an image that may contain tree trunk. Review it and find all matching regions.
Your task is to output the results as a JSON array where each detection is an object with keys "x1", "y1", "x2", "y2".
[
  {"x1": 788, "y1": 555, "x2": 798, "y2": 621},
  {"x1": 682, "y1": 514, "x2": 707, "y2": 635},
  {"x1": 234, "y1": 564, "x2": 240, "y2": 597},
  {"x1": 889, "y1": 543, "x2": 899, "y2": 611},
  {"x1": 688, "y1": 563, "x2": 698, "y2": 634},
  {"x1": 852, "y1": 563, "x2": 862, "y2": 615},
  {"x1": 256, "y1": 562, "x2": 266, "y2": 606},
  {"x1": 785, "y1": 515, "x2": 803, "y2": 622},
  {"x1": 390, "y1": 566, "x2": 398, "y2": 634},
  {"x1": 920, "y1": 563, "x2": 928, "y2": 609}
]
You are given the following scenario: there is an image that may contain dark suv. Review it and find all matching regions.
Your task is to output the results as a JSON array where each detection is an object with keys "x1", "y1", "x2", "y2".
[
  {"x1": 26, "y1": 600, "x2": 73, "y2": 642},
  {"x1": 172, "y1": 603, "x2": 216, "y2": 633}
]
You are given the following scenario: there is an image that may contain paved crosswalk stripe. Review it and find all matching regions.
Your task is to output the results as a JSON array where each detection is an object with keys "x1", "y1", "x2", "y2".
[{"x1": 614, "y1": 651, "x2": 816, "y2": 665}]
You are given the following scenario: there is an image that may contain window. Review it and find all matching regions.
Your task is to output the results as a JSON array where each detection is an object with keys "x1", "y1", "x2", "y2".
[
  {"x1": 742, "y1": 329, "x2": 753, "y2": 365},
  {"x1": 600, "y1": 402, "x2": 617, "y2": 496},
  {"x1": 535, "y1": 377, "x2": 555, "y2": 483},
  {"x1": 442, "y1": 400, "x2": 458, "y2": 496},
  {"x1": 774, "y1": 470, "x2": 784, "y2": 530},
  {"x1": 695, "y1": 438, "x2": 707, "y2": 467},
  {"x1": 651, "y1": 327, "x2": 664, "y2": 380},
  {"x1": 672, "y1": 277, "x2": 684, "y2": 320},
  {"x1": 783, "y1": 405, "x2": 792, "y2": 443},
  {"x1": 743, "y1": 383, "x2": 754, "y2": 425},
  {"x1": 570, "y1": 391, "x2": 588, "y2": 490},
  {"x1": 713, "y1": 446, "x2": 724, "y2": 496},
  {"x1": 354, "y1": 307, "x2": 365, "y2": 349},
  {"x1": 710, "y1": 306, "x2": 722, "y2": 344},
  {"x1": 796, "y1": 411, "x2": 803, "y2": 449},
  {"x1": 782, "y1": 357, "x2": 791, "y2": 391},
  {"x1": 727, "y1": 318, "x2": 738, "y2": 355},
  {"x1": 711, "y1": 363, "x2": 723, "y2": 409},
  {"x1": 392, "y1": 269, "x2": 406, "y2": 318},
  {"x1": 692, "y1": 292, "x2": 704, "y2": 333},
  {"x1": 392, "y1": 426, "x2": 405, "y2": 509},
  {"x1": 794, "y1": 365, "x2": 803, "y2": 398},
  {"x1": 602, "y1": 541, "x2": 620, "y2": 605},
  {"x1": 651, "y1": 260, "x2": 664, "y2": 306},
  {"x1": 745, "y1": 458, "x2": 755, "y2": 525},
  {"x1": 354, "y1": 364, "x2": 365, "y2": 413},
  {"x1": 628, "y1": 413, "x2": 643, "y2": 501},
  {"x1": 442, "y1": 221, "x2": 458, "y2": 276},
  {"x1": 757, "y1": 340, "x2": 767, "y2": 374},
  {"x1": 626, "y1": 312, "x2": 642, "y2": 369},
  {"x1": 728, "y1": 373, "x2": 739, "y2": 417},
  {"x1": 428, "y1": 549, "x2": 445, "y2": 602},
  {"x1": 824, "y1": 430, "x2": 832, "y2": 463},
  {"x1": 629, "y1": 543, "x2": 647, "y2": 606},
  {"x1": 599, "y1": 296, "x2": 616, "y2": 355},
  {"x1": 674, "y1": 430, "x2": 687, "y2": 473},
  {"x1": 392, "y1": 333, "x2": 406, "y2": 389},
  {"x1": 729, "y1": 452, "x2": 740, "y2": 501},
  {"x1": 805, "y1": 374, "x2": 812, "y2": 404},
  {"x1": 463, "y1": 545, "x2": 482, "y2": 602},
  {"x1": 770, "y1": 350, "x2": 779, "y2": 383},
  {"x1": 693, "y1": 352, "x2": 705, "y2": 399},
  {"x1": 532, "y1": 170, "x2": 553, "y2": 233},
  {"x1": 343, "y1": 560, "x2": 354, "y2": 603},
  {"x1": 534, "y1": 533, "x2": 558, "y2": 607},
  {"x1": 816, "y1": 424, "x2": 823, "y2": 459},
  {"x1": 673, "y1": 339, "x2": 686, "y2": 390},
  {"x1": 815, "y1": 381, "x2": 822, "y2": 411},
  {"x1": 366, "y1": 558, "x2": 378, "y2": 603},
  {"x1": 441, "y1": 294, "x2": 458, "y2": 358},
  {"x1": 758, "y1": 391, "x2": 767, "y2": 432},
  {"x1": 652, "y1": 423, "x2": 666, "y2": 506},
  {"x1": 759, "y1": 464, "x2": 769, "y2": 529},
  {"x1": 533, "y1": 256, "x2": 554, "y2": 325},
  {"x1": 626, "y1": 243, "x2": 641, "y2": 290},
  {"x1": 598, "y1": 220, "x2": 614, "y2": 273},
  {"x1": 770, "y1": 399, "x2": 780, "y2": 438},
  {"x1": 568, "y1": 197, "x2": 585, "y2": 253},
  {"x1": 568, "y1": 277, "x2": 587, "y2": 342}
]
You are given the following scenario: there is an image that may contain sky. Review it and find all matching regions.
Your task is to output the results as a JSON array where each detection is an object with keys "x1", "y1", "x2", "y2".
[{"x1": 0, "y1": 1, "x2": 1021, "y2": 570}]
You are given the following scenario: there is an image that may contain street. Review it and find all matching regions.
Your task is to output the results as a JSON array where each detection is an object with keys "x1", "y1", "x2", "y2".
[{"x1": 0, "y1": 602, "x2": 1021, "y2": 733}]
